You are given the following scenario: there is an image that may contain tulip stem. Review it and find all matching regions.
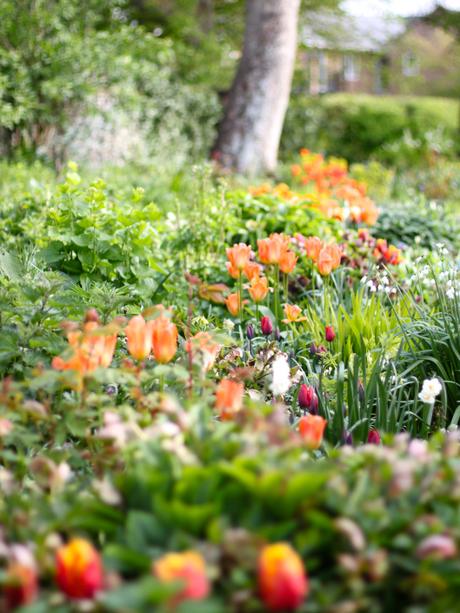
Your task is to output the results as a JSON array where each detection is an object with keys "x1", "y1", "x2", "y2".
[
  {"x1": 273, "y1": 264, "x2": 280, "y2": 323},
  {"x1": 237, "y1": 272, "x2": 243, "y2": 320}
]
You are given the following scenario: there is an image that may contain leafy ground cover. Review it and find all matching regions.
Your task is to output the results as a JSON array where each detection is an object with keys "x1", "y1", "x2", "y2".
[{"x1": 0, "y1": 149, "x2": 459, "y2": 611}]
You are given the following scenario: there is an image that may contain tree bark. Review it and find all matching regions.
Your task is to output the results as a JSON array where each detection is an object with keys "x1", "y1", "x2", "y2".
[
  {"x1": 212, "y1": 0, "x2": 300, "y2": 176},
  {"x1": 197, "y1": 0, "x2": 214, "y2": 33}
]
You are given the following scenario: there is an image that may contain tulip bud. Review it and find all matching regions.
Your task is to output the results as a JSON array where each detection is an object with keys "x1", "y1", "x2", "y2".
[
  {"x1": 258, "y1": 543, "x2": 308, "y2": 611},
  {"x1": 299, "y1": 414, "x2": 327, "y2": 450},
  {"x1": 4, "y1": 563, "x2": 38, "y2": 611},
  {"x1": 342, "y1": 430, "x2": 353, "y2": 446},
  {"x1": 84, "y1": 308, "x2": 100, "y2": 323},
  {"x1": 309, "y1": 343, "x2": 318, "y2": 356},
  {"x1": 151, "y1": 316, "x2": 178, "y2": 364},
  {"x1": 153, "y1": 551, "x2": 209, "y2": 604},
  {"x1": 298, "y1": 384, "x2": 318, "y2": 414},
  {"x1": 367, "y1": 429, "x2": 381, "y2": 445},
  {"x1": 56, "y1": 538, "x2": 104, "y2": 600},
  {"x1": 261, "y1": 316, "x2": 273, "y2": 336},
  {"x1": 310, "y1": 393, "x2": 319, "y2": 415},
  {"x1": 358, "y1": 380, "x2": 365, "y2": 403},
  {"x1": 325, "y1": 326, "x2": 336, "y2": 342},
  {"x1": 125, "y1": 315, "x2": 153, "y2": 361},
  {"x1": 105, "y1": 384, "x2": 118, "y2": 396},
  {"x1": 215, "y1": 378, "x2": 244, "y2": 420},
  {"x1": 246, "y1": 324, "x2": 255, "y2": 340},
  {"x1": 317, "y1": 345, "x2": 327, "y2": 354},
  {"x1": 274, "y1": 327, "x2": 281, "y2": 342}
]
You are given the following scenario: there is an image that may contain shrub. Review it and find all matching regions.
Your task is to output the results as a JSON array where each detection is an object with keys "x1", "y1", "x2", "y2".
[{"x1": 281, "y1": 94, "x2": 458, "y2": 165}]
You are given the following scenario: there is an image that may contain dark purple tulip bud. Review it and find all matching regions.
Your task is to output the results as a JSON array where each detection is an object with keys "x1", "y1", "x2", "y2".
[
  {"x1": 367, "y1": 429, "x2": 381, "y2": 445},
  {"x1": 274, "y1": 327, "x2": 281, "y2": 341},
  {"x1": 246, "y1": 324, "x2": 255, "y2": 340},
  {"x1": 342, "y1": 431, "x2": 353, "y2": 446},
  {"x1": 325, "y1": 325, "x2": 336, "y2": 342},
  {"x1": 358, "y1": 381, "x2": 365, "y2": 403},
  {"x1": 309, "y1": 343, "x2": 318, "y2": 356},
  {"x1": 260, "y1": 316, "x2": 273, "y2": 336}
]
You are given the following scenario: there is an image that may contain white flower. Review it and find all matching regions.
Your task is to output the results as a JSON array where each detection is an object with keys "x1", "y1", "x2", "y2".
[
  {"x1": 270, "y1": 355, "x2": 291, "y2": 397},
  {"x1": 223, "y1": 319, "x2": 235, "y2": 332},
  {"x1": 93, "y1": 477, "x2": 121, "y2": 505},
  {"x1": 418, "y1": 377, "x2": 442, "y2": 404},
  {"x1": 446, "y1": 287, "x2": 455, "y2": 300},
  {"x1": 50, "y1": 462, "x2": 72, "y2": 491}
]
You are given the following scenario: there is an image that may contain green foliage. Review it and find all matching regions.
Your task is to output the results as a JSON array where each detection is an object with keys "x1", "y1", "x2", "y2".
[
  {"x1": 38, "y1": 169, "x2": 166, "y2": 288},
  {"x1": 281, "y1": 94, "x2": 459, "y2": 165},
  {"x1": 350, "y1": 161, "x2": 395, "y2": 202},
  {"x1": 0, "y1": 0, "x2": 220, "y2": 166},
  {"x1": 0, "y1": 0, "x2": 123, "y2": 151},
  {"x1": 374, "y1": 197, "x2": 460, "y2": 252}
]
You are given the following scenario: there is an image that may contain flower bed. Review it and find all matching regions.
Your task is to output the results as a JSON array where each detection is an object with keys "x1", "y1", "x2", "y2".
[{"x1": 0, "y1": 152, "x2": 459, "y2": 611}]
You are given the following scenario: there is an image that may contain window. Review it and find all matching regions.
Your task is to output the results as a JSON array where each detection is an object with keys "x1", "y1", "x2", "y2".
[
  {"x1": 402, "y1": 51, "x2": 419, "y2": 76},
  {"x1": 343, "y1": 55, "x2": 360, "y2": 82},
  {"x1": 319, "y1": 52, "x2": 328, "y2": 93}
]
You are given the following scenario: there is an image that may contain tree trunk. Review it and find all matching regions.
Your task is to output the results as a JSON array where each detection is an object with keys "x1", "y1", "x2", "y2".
[
  {"x1": 197, "y1": 0, "x2": 214, "y2": 33},
  {"x1": 212, "y1": 0, "x2": 300, "y2": 176}
]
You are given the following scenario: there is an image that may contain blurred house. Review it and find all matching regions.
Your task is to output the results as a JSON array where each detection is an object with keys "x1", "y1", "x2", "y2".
[{"x1": 300, "y1": 6, "x2": 460, "y2": 97}]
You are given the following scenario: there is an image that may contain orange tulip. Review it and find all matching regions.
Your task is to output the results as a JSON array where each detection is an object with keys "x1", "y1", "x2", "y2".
[
  {"x1": 99, "y1": 323, "x2": 119, "y2": 368},
  {"x1": 374, "y1": 239, "x2": 402, "y2": 265},
  {"x1": 244, "y1": 261, "x2": 262, "y2": 281},
  {"x1": 282, "y1": 304, "x2": 307, "y2": 324},
  {"x1": 56, "y1": 538, "x2": 104, "y2": 600},
  {"x1": 153, "y1": 551, "x2": 210, "y2": 604},
  {"x1": 385, "y1": 245, "x2": 402, "y2": 265},
  {"x1": 52, "y1": 321, "x2": 118, "y2": 376},
  {"x1": 215, "y1": 378, "x2": 244, "y2": 420},
  {"x1": 151, "y1": 316, "x2": 178, "y2": 364},
  {"x1": 327, "y1": 243, "x2": 342, "y2": 269},
  {"x1": 125, "y1": 315, "x2": 153, "y2": 361},
  {"x1": 304, "y1": 237, "x2": 323, "y2": 263},
  {"x1": 257, "y1": 234, "x2": 289, "y2": 265},
  {"x1": 226, "y1": 261, "x2": 240, "y2": 279},
  {"x1": 226, "y1": 243, "x2": 252, "y2": 272},
  {"x1": 360, "y1": 198, "x2": 379, "y2": 225},
  {"x1": 279, "y1": 250, "x2": 298, "y2": 274},
  {"x1": 299, "y1": 414, "x2": 327, "y2": 449},
  {"x1": 249, "y1": 276, "x2": 269, "y2": 303},
  {"x1": 317, "y1": 247, "x2": 334, "y2": 276},
  {"x1": 258, "y1": 543, "x2": 308, "y2": 611},
  {"x1": 226, "y1": 292, "x2": 241, "y2": 316}
]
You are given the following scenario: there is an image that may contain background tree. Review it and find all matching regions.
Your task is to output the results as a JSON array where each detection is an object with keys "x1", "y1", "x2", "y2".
[{"x1": 212, "y1": 0, "x2": 301, "y2": 176}]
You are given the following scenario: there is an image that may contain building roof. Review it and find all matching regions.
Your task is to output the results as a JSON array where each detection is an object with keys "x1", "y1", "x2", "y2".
[{"x1": 301, "y1": 11, "x2": 406, "y2": 53}]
